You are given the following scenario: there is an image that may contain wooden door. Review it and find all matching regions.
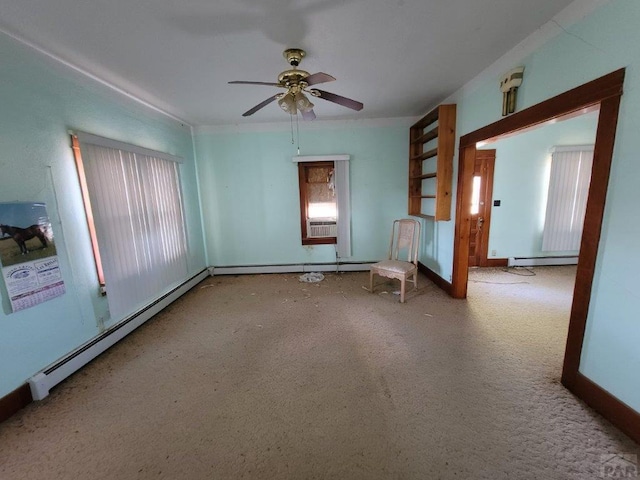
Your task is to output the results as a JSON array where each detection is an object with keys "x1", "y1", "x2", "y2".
[{"x1": 468, "y1": 149, "x2": 496, "y2": 267}]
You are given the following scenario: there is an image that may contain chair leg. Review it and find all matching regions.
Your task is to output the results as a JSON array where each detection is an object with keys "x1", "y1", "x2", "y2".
[
  {"x1": 400, "y1": 277, "x2": 406, "y2": 303},
  {"x1": 369, "y1": 271, "x2": 374, "y2": 294}
]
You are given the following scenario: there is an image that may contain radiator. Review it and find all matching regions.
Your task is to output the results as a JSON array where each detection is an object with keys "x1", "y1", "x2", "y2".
[
  {"x1": 507, "y1": 256, "x2": 578, "y2": 267},
  {"x1": 210, "y1": 261, "x2": 374, "y2": 275},
  {"x1": 28, "y1": 269, "x2": 209, "y2": 401}
]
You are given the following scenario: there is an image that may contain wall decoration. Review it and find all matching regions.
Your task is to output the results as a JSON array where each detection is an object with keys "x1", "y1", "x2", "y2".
[
  {"x1": 500, "y1": 66, "x2": 525, "y2": 116},
  {"x1": 0, "y1": 202, "x2": 65, "y2": 312}
]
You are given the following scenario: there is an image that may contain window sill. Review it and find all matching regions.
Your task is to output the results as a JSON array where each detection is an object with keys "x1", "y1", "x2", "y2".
[{"x1": 302, "y1": 237, "x2": 337, "y2": 246}]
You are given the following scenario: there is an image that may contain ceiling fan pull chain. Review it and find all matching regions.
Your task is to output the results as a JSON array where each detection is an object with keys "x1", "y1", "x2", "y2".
[
  {"x1": 296, "y1": 113, "x2": 301, "y2": 155},
  {"x1": 290, "y1": 113, "x2": 294, "y2": 144}
]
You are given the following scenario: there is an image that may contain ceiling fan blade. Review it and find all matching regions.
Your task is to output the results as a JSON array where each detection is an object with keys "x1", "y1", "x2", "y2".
[
  {"x1": 229, "y1": 81, "x2": 281, "y2": 87},
  {"x1": 242, "y1": 94, "x2": 279, "y2": 116},
  {"x1": 304, "y1": 72, "x2": 336, "y2": 86},
  {"x1": 314, "y1": 89, "x2": 363, "y2": 111},
  {"x1": 301, "y1": 109, "x2": 316, "y2": 121}
]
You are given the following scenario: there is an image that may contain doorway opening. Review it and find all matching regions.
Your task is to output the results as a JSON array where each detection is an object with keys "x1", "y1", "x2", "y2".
[
  {"x1": 469, "y1": 108, "x2": 599, "y2": 270},
  {"x1": 450, "y1": 68, "x2": 632, "y2": 440}
]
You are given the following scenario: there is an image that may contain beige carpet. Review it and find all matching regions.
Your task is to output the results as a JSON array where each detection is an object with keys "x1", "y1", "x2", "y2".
[{"x1": 0, "y1": 267, "x2": 637, "y2": 479}]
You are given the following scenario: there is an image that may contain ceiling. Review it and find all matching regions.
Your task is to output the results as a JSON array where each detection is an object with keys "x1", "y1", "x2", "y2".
[{"x1": 0, "y1": 0, "x2": 576, "y2": 126}]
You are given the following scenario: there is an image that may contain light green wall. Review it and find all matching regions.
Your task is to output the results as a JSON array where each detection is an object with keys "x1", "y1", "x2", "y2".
[
  {"x1": 196, "y1": 0, "x2": 640, "y2": 414},
  {"x1": 430, "y1": 0, "x2": 640, "y2": 411},
  {"x1": 479, "y1": 113, "x2": 598, "y2": 259},
  {"x1": 195, "y1": 122, "x2": 411, "y2": 266},
  {"x1": 0, "y1": 33, "x2": 206, "y2": 398},
  {"x1": 3, "y1": 0, "x2": 638, "y2": 419}
]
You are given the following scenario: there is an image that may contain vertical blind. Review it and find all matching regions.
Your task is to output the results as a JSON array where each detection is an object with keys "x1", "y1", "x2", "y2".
[
  {"x1": 542, "y1": 145, "x2": 594, "y2": 252},
  {"x1": 77, "y1": 133, "x2": 188, "y2": 319},
  {"x1": 334, "y1": 159, "x2": 351, "y2": 258}
]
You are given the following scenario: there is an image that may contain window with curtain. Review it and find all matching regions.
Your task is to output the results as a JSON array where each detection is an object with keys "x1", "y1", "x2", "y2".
[
  {"x1": 293, "y1": 155, "x2": 351, "y2": 259},
  {"x1": 542, "y1": 145, "x2": 594, "y2": 252},
  {"x1": 72, "y1": 132, "x2": 188, "y2": 319},
  {"x1": 298, "y1": 161, "x2": 337, "y2": 245}
]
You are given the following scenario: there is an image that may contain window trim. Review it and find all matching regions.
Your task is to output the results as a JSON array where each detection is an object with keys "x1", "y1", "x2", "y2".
[
  {"x1": 292, "y1": 154, "x2": 351, "y2": 257},
  {"x1": 71, "y1": 134, "x2": 106, "y2": 287},
  {"x1": 298, "y1": 161, "x2": 337, "y2": 245},
  {"x1": 74, "y1": 131, "x2": 183, "y2": 164}
]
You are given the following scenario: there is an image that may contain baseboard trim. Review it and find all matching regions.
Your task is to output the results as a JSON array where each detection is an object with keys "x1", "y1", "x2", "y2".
[
  {"x1": 418, "y1": 262, "x2": 453, "y2": 295},
  {"x1": 28, "y1": 268, "x2": 209, "y2": 402},
  {"x1": 210, "y1": 262, "x2": 375, "y2": 275},
  {"x1": 508, "y1": 256, "x2": 579, "y2": 267},
  {"x1": 566, "y1": 372, "x2": 640, "y2": 444},
  {"x1": 484, "y1": 258, "x2": 509, "y2": 267},
  {"x1": 0, "y1": 384, "x2": 32, "y2": 424}
]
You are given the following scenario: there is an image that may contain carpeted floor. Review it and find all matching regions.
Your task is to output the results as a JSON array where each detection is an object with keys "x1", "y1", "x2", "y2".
[{"x1": 0, "y1": 266, "x2": 638, "y2": 479}]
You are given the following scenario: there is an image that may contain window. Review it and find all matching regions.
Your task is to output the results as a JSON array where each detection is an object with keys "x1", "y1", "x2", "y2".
[
  {"x1": 298, "y1": 161, "x2": 337, "y2": 245},
  {"x1": 470, "y1": 175, "x2": 482, "y2": 215},
  {"x1": 293, "y1": 155, "x2": 351, "y2": 258},
  {"x1": 542, "y1": 145, "x2": 594, "y2": 252},
  {"x1": 71, "y1": 132, "x2": 188, "y2": 319}
]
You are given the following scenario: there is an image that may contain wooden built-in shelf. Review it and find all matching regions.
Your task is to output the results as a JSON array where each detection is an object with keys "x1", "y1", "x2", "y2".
[
  {"x1": 410, "y1": 148, "x2": 438, "y2": 162},
  {"x1": 410, "y1": 173, "x2": 437, "y2": 180},
  {"x1": 409, "y1": 104, "x2": 456, "y2": 221},
  {"x1": 412, "y1": 127, "x2": 439, "y2": 145}
]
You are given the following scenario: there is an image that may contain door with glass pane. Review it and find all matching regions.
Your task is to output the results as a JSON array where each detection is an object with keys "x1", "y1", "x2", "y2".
[{"x1": 469, "y1": 149, "x2": 496, "y2": 267}]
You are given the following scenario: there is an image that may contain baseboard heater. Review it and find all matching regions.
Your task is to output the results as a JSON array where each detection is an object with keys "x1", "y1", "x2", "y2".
[
  {"x1": 28, "y1": 269, "x2": 209, "y2": 401},
  {"x1": 210, "y1": 261, "x2": 375, "y2": 276},
  {"x1": 507, "y1": 256, "x2": 579, "y2": 267}
]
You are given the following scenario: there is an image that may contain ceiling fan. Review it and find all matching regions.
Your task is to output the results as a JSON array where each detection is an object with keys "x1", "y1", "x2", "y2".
[{"x1": 229, "y1": 48, "x2": 364, "y2": 120}]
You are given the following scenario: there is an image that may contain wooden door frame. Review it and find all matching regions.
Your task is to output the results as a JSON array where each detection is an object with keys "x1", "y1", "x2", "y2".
[{"x1": 451, "y1": 69, "x2": 640, "y2": 443}]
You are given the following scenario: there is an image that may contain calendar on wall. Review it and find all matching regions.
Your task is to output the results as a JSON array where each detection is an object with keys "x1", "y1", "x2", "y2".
[{"x1": 0, "y1": 202, "x2": 65, "y2": 312}]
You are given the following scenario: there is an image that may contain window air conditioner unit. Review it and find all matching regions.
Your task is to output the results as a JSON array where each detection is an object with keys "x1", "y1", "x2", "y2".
[{"x1": 307, "y1": 218, "x2": 337, "y2": 238}]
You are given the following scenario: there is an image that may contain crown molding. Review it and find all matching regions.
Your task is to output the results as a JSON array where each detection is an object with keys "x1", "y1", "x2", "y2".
[
  {"x1": 0, "y1": 26, "x2": 192, "y2": 127},
  {"x1": 193, "y1": 116, "x2": 418, "y2": 135}
]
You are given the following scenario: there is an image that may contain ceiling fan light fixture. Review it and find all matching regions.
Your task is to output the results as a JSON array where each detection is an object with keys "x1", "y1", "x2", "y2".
[
  {"x1": 229, "y1": 48, "x2": 363, "y2": 118},
  {"x1": 278, "y1": 91, "x2": 297, "y2": 115},
  {"x1": 296, "y1": 92, "x2": 314, "y2": 112}
]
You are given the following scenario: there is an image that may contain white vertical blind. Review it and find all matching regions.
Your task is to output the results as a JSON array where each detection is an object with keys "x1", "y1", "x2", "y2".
[
  {"x1": 542, "y1": 146, "x2": 594, "y2": 252},
  {"x1": 79, "y1": 138, "x2": 188, "y2": 319},
  {"x1": 334, "y1": 159, "x2": 351, "y2": 258}
]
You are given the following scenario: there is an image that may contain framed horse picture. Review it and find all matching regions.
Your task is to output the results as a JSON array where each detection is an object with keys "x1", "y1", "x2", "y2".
[{"x1": 0, "y1": 202, "x2": 65, "y2": 312}]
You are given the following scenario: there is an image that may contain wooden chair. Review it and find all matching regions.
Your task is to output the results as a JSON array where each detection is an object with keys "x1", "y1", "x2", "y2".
[{"x1": 370, "y1": 219, "x2": 421, "y2": 303}]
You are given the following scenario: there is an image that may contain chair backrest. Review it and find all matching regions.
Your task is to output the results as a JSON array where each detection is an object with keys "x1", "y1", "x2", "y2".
[{"x1": 388, "y1": 219, "x2": 421, "y2": 265}]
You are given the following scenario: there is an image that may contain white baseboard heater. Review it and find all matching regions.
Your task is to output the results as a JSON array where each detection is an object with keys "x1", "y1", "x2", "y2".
[
  {"x1": 507, "y1": 256, "x2": 579, "y2": 267},
  {"x1": 210, "y1": 261, "x2": 374, "y2": 276},
  {"x1": 28, "y1": 269, "x2": 209, "y2": 401}
]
